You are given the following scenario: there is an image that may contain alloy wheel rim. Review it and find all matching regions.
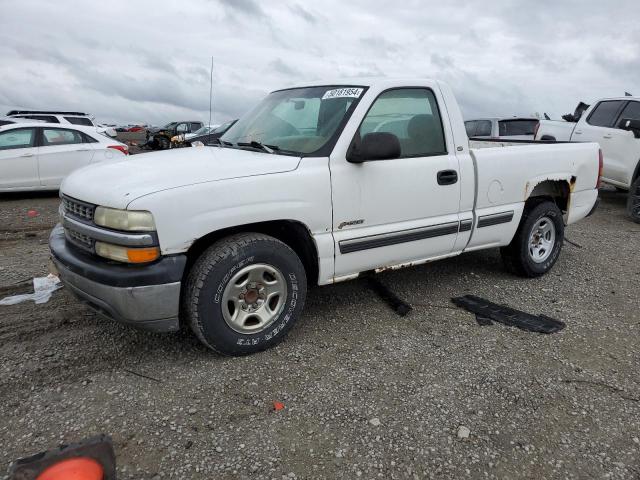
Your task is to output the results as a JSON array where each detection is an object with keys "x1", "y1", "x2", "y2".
[
  {"x1": 221, "y1": 263, "x2": 287, "y2": 334},
  {"x1": 528, "y1": 216, "x2": 556, "y2": 263}
]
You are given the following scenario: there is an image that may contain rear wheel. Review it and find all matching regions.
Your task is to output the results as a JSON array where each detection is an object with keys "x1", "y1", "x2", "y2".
[
  {"x1": 501, "y1": 200, "x2": 564, "y2": 277},
  {"x1": 627, "y1": 177, "x2": 640, "y2": 223},
  {"x1": 183, "y1": 233, "x2": 307, "y2": 355}
]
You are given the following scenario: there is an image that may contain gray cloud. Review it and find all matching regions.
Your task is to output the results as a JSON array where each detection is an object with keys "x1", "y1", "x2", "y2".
[
  {"x1": 288, "y1": 4, "x2": 317, "y2": 24},
  {"x1": 217, "y1": 0, "x2": 266, "y2": 18},
  {"x1": 0, "y1": 0, "x2": 639, "y2": 126}
]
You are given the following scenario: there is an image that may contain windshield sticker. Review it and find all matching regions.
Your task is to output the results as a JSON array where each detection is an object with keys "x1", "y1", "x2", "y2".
[{"x1": 322, "y1": 87, "x2": 364, "y2": 100}]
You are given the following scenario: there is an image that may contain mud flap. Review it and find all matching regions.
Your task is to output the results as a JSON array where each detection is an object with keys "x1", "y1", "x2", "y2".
[
  {"x1": 451, "y1": 295, "x2": 565, "y2": 334},
  {"x1": 366, "y1": 277, "x2": 412, "y2": 317}
]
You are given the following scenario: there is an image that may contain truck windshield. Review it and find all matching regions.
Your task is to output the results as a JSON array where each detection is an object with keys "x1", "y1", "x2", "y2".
[{"x1": 221, "y1": 86, "x2": 366, "y2": 155}]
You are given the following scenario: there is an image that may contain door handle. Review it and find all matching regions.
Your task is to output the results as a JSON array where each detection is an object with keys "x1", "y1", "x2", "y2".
[
  {"x1": 603, "y1": 134, "x2": 613, "y2": 139},
  {"x1": 20, "y1": 153, "x2": 34, "y2": 157},
  {"x1": 437, "y1": 170, "x2": 458, "y2": 186},
  {"x1": 573, "y1": 130, "x2": 582, "y2": 135}
]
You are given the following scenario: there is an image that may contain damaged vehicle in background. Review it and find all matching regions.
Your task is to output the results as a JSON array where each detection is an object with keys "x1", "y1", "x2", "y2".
[
  {"x1": 536, "y1": 97, "x2": 640, "y2": 222},
  {"x1": 145, "y1": 121, "x2": 203, "y2": 150},
  {"x1": 177, "y1": 119, "x2": 238, "y2": 147},
  {"x1": 50, "y1": 78, "x2": 600, "y2": 356}
]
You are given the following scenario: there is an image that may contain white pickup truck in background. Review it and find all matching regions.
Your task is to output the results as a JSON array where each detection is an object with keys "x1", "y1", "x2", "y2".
[
  {"x1": 536, "y1": 97, "x2": 640, "y2": 222},
  {"x1": 50, "y1": 78, "x2": 601, "y2": 355}
]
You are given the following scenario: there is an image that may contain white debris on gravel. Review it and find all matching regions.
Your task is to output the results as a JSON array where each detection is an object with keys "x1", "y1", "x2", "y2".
[
  {"x1": 0, "y1": 274, "x2": 61, "y2": 306},
  {"x1": 369, "y1": 417, "x2": 381, "y2": 426},
  {"x1": 457, "y1": 425, "x2": 471, "y2": 439}
]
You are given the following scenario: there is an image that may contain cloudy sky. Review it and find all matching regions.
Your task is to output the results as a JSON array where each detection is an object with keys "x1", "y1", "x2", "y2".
[{"x1": 1, "y1": 0, "x2": 639, "y2": 126}]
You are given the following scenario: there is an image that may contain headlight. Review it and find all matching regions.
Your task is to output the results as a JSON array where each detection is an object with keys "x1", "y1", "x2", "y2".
[
  {"x1": 95, "y1": 242, "x2": 160, "y2": 264},
  {"x1": 94, "y1": 207, "x2": 156, "y2": 231}
]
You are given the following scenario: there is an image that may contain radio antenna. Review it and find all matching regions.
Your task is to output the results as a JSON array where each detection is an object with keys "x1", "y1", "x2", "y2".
[{"x1": 208, "y1": 56, "x2": 214, "y2": 128}]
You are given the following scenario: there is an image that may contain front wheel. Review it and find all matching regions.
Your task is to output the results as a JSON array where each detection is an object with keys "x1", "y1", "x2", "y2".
[
  {"x1": 183, "y1": 233, "x2": 307, "y2": 355},
  {"x1": 501, "y1": 200, "x2": 564, "y2": 277},
  {"x1": 158, "y1": 136, "x2": 170, "y2": 150},
  {"x1": 626, "y1": 177, "x2": 640, "y2": 224}
]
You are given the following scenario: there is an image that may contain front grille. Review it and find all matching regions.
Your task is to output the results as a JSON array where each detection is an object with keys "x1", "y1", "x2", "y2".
[
  {"x1": 65, "y1": 228, "x2": 93, "y2": 252},
  {"x1": 62, "y1": 196, "x2": 94, "y2": 222}
]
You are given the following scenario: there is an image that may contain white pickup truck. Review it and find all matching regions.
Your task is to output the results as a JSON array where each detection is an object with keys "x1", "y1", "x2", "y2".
[
  {"x1": 50, "y1": 78, "x2": 601, "y2": 355},
  {"x1": 536, "y1": 97, "x2": 640, "y2": 222}
]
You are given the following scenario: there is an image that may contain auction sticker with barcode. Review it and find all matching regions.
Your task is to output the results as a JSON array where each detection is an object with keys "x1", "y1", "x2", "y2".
[{"x1": 322, "y1": 87, "x2": 364, "y2": 100}]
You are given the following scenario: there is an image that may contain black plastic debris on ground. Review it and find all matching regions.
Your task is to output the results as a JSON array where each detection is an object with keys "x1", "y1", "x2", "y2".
[
  {"x1": 366, "y1": 277, "x2": 412, "y2": 317},
  {"x1": 451, "y1": 295, "x2": 565, "y2": 334}
]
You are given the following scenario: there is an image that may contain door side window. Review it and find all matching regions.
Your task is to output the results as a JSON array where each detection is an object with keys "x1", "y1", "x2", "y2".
[
  {"x1": 42, "y1": 128, "x2": 84, "y2": 146},
  {"x1": 616, "y1": 101, "x2": 640, "y2": 127},
  {"x1": 190, "y1": 122, "x2": 202, "y2": 132},
  {"x1": 176, "y1": 123, "x2": 189, "y2": 133},
  {"x1": 587, "y1": 101, "x2": 625, "y2": 128},
  {"x1": 0, "y1": 128, "x2": 36, "y2": 150},
  {"x1": 476, "y1": 120, "x2": 492, "y2": 136},
  {"x1": 358, "y1": 88, "x2": 446, "y2": 158}
]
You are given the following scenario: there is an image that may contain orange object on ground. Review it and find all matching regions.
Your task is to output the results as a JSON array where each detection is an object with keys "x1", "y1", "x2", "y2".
[
  {"x1": 36, "y1": 457, "x2": 104, "y2": 480},
  {"x1": 27, "y1": 210, "x2": 38, "y2": 217},
  {"x1": 273, "y1": 401, "x2": 285, "y2": 411}
]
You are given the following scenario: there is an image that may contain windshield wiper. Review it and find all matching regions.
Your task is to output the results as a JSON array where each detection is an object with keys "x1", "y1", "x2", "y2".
[{"x1": 236, "y1": 140, "x2": 278, "y2": 154}]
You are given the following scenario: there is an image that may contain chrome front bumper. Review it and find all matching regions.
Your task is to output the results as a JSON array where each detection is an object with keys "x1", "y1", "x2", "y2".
[{"x1": 50, "y1": 225, "x2": 185, "y2": 332}]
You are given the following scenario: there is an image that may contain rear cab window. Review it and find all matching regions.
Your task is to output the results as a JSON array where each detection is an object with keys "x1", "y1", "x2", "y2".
[
  {"x1": 498, "y1": 119, "x2": 538, "y2": 136},
  {"x1": 476, "y1": 120, "x2": 492, "y2": 136},
  {"x1": 0, "y1": 128, "x2": 36, "y2": 150},
  {"x1": 464, "y1": 121, "x2": 476, "y2": 137}
]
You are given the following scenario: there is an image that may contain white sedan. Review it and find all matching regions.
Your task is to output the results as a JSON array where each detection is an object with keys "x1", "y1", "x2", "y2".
[{"x1": 0, "y1": 123, "x2": 129, "y2": 191}]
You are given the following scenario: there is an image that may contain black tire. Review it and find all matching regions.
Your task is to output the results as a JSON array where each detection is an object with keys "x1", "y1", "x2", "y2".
[
  {"x1": 627, "y1": 177, "x2": 640, "y2": 224},
  {"x1": 500, "y1": 200, "x2": 564, "y2": 278},
  {"x1": 159, "y1": 136, "x2": 170, "y2": 150},
  {"x1": 183, "y1": 233, "x2": 307, "y2": 355}
]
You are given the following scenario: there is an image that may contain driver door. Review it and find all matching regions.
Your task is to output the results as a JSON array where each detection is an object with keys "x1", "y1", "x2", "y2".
[{"x1": 330, "y1": 88, "x2": 462, "y2": 279}]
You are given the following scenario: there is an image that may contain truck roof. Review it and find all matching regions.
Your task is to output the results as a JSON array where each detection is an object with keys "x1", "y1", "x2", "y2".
[
  {"x1": 275, "y1": 77, "x2": 439, "y2": 92},
  {"x1": 594, "y1": 96, "x2": 640, "y2": 102}
]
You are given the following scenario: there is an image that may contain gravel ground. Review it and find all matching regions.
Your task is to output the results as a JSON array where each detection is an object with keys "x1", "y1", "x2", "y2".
[{"x1": 0, "y1": 186, "x2": 639, "y2": 479}]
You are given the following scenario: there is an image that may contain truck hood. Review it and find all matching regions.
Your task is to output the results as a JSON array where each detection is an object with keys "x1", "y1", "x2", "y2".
[{"x1": 61, "y1": 147, "x2": 302, "y2": 209}]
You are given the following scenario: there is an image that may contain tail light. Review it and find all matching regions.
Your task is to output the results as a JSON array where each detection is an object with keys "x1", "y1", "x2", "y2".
[
  {"x1": 533, "y1": 121, "x2": 540, "y2": 140},
  {"x1": 107, "y1": 145, "x2": 128, "y2": 155},
  {"x1": 597, "y1": 149, "x2": 603, "y2": 188}
]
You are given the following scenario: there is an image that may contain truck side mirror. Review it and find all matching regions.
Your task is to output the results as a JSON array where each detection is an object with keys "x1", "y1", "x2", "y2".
[
  {"x1": 619, "y1": 118, "x2": 640, "y2": 138},
  {"x1": 347, "y1": 132, "x2": 401, "y2": 163}
]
